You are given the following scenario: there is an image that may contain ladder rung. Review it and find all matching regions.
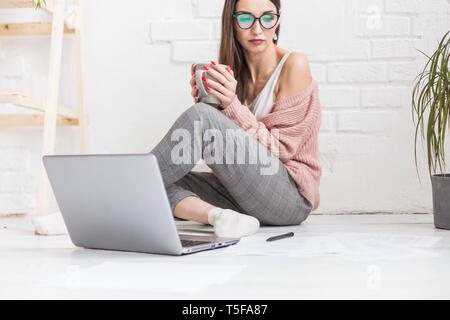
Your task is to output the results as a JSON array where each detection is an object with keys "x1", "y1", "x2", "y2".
[
  {"x1": 0, "y1": 0, "x2": 54, "y2": 14},
  {"x1": 0, "y1": 114, "x2": 78, "y2": 126},
  {"x1": 0, "y1": 22, "x2": 75, "y2": 36},
  {"x1": 0, "y1": 88, "x2": 79, "y2": 120},
  {"x1": 0, "y1": 0, "x2": 34, "y2": 8}
]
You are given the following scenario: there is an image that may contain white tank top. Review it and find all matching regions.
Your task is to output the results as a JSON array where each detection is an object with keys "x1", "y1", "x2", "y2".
[{"x1": 246, "y1": 51, "x2": 292, "y2": 120}]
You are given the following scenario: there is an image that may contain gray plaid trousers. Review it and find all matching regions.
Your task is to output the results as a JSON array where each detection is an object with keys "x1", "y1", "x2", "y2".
[{"x1": 149, "y1": 102, "x2": 312, "y2": 226}]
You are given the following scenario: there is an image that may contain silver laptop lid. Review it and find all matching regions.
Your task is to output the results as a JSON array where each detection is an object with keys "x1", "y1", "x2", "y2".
[{"x1": 43, "y1": 153, "x2": 183, "y2": 255}]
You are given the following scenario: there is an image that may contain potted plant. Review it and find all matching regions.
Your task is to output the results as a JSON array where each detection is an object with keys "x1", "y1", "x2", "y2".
[
  {"x1": 33, "y1": 0, "x2": 46, "y2": 8},
  {"x1": 412, "y1": 30, "x2": 450, "y2": 229}
]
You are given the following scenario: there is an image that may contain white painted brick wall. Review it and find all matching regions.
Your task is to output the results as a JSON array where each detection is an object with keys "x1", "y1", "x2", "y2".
[
  {"x1": 371, "y1": 40, "x2": 416, "y2": 59},
  {"x1": 0, "y1": 0, "x2": 449, "y2": 216},
  {"x1": 328, "y1": 63, "x2": 387, "y2": 83},
  {"x1": 196, "y1": 0, "x2": 225, "y2": 18},
  {"x1": 356, "y1": 16, "x2": 410, "y2": 37},
  {"x1": 149, "y1": 20, "x2": 211, "y2": 42},
  {"x1": 361, "y1": 87, "x2": 409, "y2": 108},
  {"x1": 0, "y1": 147, "x2": 29, "y2": 171},
  {"x1": 319, "y1": 88, "x2": 359, "y2": 108},
  {"x1": 337, "y1": 111, "x2": 398, "y2": 133}
]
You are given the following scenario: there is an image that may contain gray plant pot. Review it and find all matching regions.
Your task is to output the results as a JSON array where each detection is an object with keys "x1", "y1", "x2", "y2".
[{"x1": 431, "y1": 174, "x2": 450, "y2": 230}]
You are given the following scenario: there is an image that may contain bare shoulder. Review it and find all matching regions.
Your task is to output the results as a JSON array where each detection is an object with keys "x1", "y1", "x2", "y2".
[{"x1": 276, "y1": 52, "x2": 313, "y2": 100}]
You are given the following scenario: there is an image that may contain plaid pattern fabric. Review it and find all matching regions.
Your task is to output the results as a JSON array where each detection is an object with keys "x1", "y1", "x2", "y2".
[
  {"x1": 150, "y1": 103, "x2": 312, "y2": 226},
  {"x1": 222, "y1": 79, "x2": 322, "y2": 211}
]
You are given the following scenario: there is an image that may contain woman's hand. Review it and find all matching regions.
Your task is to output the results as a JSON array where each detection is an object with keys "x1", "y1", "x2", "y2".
[
  {"x1": 190, "y1": 63, "x2": 199, "y2": 103},
  {"x1": 201, "y1": 61, "x2": 237, "y2": 110}
]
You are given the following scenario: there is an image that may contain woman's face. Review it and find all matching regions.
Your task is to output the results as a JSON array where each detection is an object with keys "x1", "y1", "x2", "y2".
[{"x1": 234, "y1": 0, "x2": 281, "y2": 53}]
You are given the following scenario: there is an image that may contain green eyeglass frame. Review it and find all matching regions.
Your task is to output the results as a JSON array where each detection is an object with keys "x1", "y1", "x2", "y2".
[{"x1": 233, "y1": 13, "x2": 280, "y2": 30}]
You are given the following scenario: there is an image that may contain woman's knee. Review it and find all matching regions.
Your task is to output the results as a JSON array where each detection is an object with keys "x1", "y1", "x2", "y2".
[
  {"x1": 176, "y1": 103, "x2": 206, "y2": 124},
  {"x1": 184, "y1": 102, "x2": 231, "y2": 125},
  {"x1": 184, "y1": 102, "x2": 215, "y2": 118}
]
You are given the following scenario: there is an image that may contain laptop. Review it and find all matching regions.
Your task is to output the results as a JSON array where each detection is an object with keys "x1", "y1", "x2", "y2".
[{"x1": 42, "y1": 153, "x2": 240, "y2": 255}]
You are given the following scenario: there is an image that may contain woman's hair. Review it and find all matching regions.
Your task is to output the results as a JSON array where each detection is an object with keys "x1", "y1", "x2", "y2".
[{"x1": 219, "y1": 0, "x2": 281, "y2": 103}]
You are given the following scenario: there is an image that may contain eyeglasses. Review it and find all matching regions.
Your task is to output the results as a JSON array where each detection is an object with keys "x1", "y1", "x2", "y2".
[{"x1": 232, "y1": 12, "x2": 280, "y2": 30}]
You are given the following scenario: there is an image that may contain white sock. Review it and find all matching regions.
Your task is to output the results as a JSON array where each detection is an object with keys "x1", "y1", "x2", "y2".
[
  {"x1": 31, "y1": 211, "x2": 68, "y2": 235},
  {"x1": 207, "y1": 207, "x2": 260, "y2": 238}
]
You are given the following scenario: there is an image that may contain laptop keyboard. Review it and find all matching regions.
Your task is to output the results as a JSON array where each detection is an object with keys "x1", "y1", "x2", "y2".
[{"x1": 181, "y1": 239, "x2": 212, "y2": 247}]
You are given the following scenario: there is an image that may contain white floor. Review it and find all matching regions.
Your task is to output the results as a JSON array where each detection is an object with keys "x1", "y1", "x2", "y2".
[{"x1": 1, "y1": 213, "x2": 450, "y2": 299}]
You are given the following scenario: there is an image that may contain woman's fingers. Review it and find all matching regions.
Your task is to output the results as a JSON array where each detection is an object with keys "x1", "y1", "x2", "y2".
[
  {"x1": 203, "y1": 77, "x2": 230, "y2": 96},
  {"x1": 191, "y1": 84, "x2": 199, "y2": 101},
  {"x1": 209, "y1": 62, "x2": 234, "y2": 83},
  {"x1": 191, "y1": 85, "x2": 197, "y2": 96},
  {"x1": 203, "y1": 84, "x2": 226, "y2": 106},
  {"x1": 191, "y1": 64, "x2": 199, "y2": 102},
  {"x1": 190, "y1": 64, "x2": 197, "y2": 88}
]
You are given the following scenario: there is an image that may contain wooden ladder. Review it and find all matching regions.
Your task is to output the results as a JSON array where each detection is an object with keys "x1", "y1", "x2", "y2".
[{"x1": 0, "y1": 0, "x2": 89, "y2": 234}]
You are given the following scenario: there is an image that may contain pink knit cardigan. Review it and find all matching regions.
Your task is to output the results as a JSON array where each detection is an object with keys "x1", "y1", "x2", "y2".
[{"x1": 221, "y1": 79, "x2": 322, "y2": 211}]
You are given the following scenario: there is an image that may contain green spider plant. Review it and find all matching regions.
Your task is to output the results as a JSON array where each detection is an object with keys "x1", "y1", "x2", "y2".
[
  {"x1": 412, "y1": 30, "x2": 450, "y2": 183},
  {"x1": 33, "y1": 0, "x2": 46, "y2": 9}
]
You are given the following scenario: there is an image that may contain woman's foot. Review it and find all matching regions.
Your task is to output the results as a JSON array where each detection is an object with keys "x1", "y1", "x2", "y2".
[
  {"x1": 31, "y1": 211, "x2": 68, "y2": 235},
  {"x1": 207, "y1": 207, "x2": 260, "y2": 238}
]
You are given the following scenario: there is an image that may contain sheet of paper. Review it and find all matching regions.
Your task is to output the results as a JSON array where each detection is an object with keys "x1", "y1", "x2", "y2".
[
  {"x1": 219, "y1": 232, "x2": 442, "y2": 261},
  {"x1": 330, "y1": 232, "x2": 441, "y2": 248},
  {"x1": 221, "y1": 234, "x2": 348, "y2": 257},
  {"x1": 328, "y1": 232, "x2": 442, "y2": 261}
]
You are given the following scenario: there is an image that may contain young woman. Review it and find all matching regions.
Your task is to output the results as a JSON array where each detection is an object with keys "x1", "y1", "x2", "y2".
[{"x1": 150, "y1": 0, "x2": 322, "y2": 238}]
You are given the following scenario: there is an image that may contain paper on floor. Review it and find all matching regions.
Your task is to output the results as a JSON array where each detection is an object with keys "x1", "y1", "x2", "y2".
[
  {"x1": 221, "y1": 234, "x2": 347, "y2": 257},
  {"x1": 329, "y1": 232, "x2": 441, "y2": 261},
  {"x1": 219, "y1": 232, "x2": 442, "y2": 261}
]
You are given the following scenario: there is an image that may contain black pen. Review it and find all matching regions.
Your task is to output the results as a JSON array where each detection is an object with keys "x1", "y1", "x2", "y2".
[{"x1": 266, "y1": 232, "x2": 294, "y2": 242}]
